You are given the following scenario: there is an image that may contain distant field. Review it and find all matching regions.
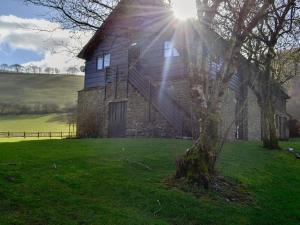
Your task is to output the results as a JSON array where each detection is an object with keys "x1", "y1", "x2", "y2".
[
  {"x1": 0, "y1": 72, "x2": 84, "y2": 109},
  {"x1": 0, "y1": 114, "x2": 73, "y2": 132}
]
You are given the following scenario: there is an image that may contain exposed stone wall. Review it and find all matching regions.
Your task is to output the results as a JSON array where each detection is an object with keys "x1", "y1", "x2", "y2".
[
  {"x1": 77, "y1": 77, "x2": 264, "y2": 140},
  {"x1": 247, "y1": 87, "x2": 261, "y2": 140},
  {"x1": 126, "y1": 84, "x2": 177, "y2": 137},
  {"x1": 220, "y1": 88, "x2": 237, "y2": 141},
  {"x1": 77, "y1": 78, "x2": 178, "y2": 138},
  {"x1": 163, "y1": 79, "x2": 192, "y2": 111},
  {"x1": 164, "y1": 80, "x2": 238, "y2": 140},
  {"x1": 77, "y1": 88, "x2": 107, "y2": 138},
  {"x1": 274, "y1": 96, "x2": 289, "y2": 140},
  {"x1": 155, "y1": 79, "x2": 239, "y2": 140},
  {"x1": 161, "y1": 79, "x2": 194, "y2": 136}
]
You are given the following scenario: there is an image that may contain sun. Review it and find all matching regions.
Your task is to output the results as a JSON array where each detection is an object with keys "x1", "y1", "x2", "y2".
[{"x1": 172, "y1": 0, "x2": 197, "y2": 20}]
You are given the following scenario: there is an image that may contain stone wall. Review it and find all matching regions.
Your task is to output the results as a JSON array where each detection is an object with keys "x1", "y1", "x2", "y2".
[
  {"x1": 77, "y1": 80, "x2": 178, "y2": 138},
  {"x1": 162, "y1": 79, "x2": 194, "y2": 136},
  {"x1": 77, "y1": 77, "x2": 263, "y2": 140},
  {"x1": 77, "y1": 88, "x2": 107, "y2": 138},
  {"x1": 220, "y1": 88, "x2": 237, "y2": 141},
  {"x1": 126, "y1": 84, "x2": 177, "y2": 137},
  {"x1": 247, "y1": 87, "x2": 261, "y2": 140},
  {"x1": 164, "y1": 80, "x2": 239, "y2": 140}
]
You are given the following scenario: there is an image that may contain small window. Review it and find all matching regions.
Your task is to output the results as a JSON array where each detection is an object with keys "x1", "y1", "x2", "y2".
[
  {"x1": 104, "y1": 54, "x2": 111, "y2": 68},
  {"x1": 97, "y1": 57, "x2": 103, "y2": 70},
  {"x1": 164, "y1": 41, "x2": 180, "y2": 58},
  {"x1": 97, "y1": 53, "x2": 111, "y2": 70}
]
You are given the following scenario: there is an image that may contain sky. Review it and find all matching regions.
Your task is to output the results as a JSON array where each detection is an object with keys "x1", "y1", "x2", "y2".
[{"x1": 0, "y1": 0, "x2": 196, "y2": 72}]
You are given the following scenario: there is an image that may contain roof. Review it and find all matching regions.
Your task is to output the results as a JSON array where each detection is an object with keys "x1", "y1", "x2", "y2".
[{"x1": 78, "y1": 0, "x2": 169, "y2": 59}]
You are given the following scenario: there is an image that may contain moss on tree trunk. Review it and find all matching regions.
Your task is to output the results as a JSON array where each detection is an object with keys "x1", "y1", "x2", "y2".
[{"x1": 175, "y1": 112, "x2": 220, "y2": 189}]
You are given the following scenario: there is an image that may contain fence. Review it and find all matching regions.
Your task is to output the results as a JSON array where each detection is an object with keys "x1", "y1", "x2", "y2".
[{"x1": 0, "y1": 132, "x2": 76, "y2": 139}]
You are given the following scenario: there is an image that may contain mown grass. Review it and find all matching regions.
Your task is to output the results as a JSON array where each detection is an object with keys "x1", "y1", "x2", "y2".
[
  {"x1": 0, "y1": 139, "x2": 300, "y2": 225},
  {"x1": 0, "y1": 114, "x2": 72, "y2": 132}
]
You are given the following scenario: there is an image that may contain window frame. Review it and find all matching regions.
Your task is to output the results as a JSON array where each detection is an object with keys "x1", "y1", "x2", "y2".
[
  {"x1": 164, "y1": 41, "x2": 180, "y2": 58},
  {"x1": 97, "y1": 53, "x2": 111, "y2": 71}
]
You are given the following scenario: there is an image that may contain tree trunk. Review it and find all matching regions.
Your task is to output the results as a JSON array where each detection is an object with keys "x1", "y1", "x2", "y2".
[
  {"x1": 175, "y1": 105, "x2": 220, "y2": 189},
  {"x1": 260, "y1": 51, "x2": 280, "y2": 150},
  {"x1": 261, "y1": 95, "x2": 280, "y2": 149},
  {"x1": 174, "y1": 34, "x2": 243, "y2": 189}
]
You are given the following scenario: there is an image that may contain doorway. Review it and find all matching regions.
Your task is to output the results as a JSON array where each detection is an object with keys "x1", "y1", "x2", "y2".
[{"x1": 108, "y1": 101, "x2": 127, "y2": 138}]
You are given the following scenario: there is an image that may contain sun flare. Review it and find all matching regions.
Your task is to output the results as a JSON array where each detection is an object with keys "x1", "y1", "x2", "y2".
[{"x1": 172, "y1": 0, "x2": 197, "y2": 20}]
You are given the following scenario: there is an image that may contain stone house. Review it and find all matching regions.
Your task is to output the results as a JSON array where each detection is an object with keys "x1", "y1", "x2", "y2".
[{"x1": 77, "y1": 0, "x2": 290, "y2": 140}]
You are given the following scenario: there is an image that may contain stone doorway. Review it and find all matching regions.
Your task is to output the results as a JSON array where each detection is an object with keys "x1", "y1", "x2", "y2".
[{"x1": 108, "y1": 101, "x2": 127, "y2": 138}]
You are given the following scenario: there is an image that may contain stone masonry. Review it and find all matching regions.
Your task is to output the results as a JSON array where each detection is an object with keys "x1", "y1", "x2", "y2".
[{"x1": 77, "y1": 76, "x2": 263, "y2": 140}]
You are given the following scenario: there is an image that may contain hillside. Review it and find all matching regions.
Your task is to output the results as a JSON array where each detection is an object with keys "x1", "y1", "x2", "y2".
[{"x1": 0, "y1": 72, "x2": 84, "y2": 113}]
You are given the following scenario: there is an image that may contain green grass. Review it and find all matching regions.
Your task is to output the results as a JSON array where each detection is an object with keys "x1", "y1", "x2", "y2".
[
  {"x1": 0, "y1": 114, "x2": 72, "y2": 132},
  {"x1": 0, "y1": 72, "x2": 83, "y2": 107},
  {"x1": 0, "y1": 139, "x2": 300, "y2": 225}
]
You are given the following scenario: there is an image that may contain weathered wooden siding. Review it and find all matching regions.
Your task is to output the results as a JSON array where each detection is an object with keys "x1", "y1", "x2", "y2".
[{"x1": 84, "y1": 1, "x2": 242, "y2": 97}]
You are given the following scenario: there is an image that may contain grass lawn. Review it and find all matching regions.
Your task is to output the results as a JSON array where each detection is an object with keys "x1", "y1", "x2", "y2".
[
  {"x1": 0, "y1": 114, "x2": 73, "y2": 133},
  {"x1": 0, "y1": 139, "x2": 300, "y2": 225}
]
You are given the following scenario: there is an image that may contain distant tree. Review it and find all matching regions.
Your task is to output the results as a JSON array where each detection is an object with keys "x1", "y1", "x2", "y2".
[
  {"x1": 24, "y1": 65, "x2": 32, "y2": 73},
  {"x1": 44, "y1": 67, "x2": 54, "y2": 74},
  {"x1": 0, "y1": 64, "x2": 8, "y2": 72},
  {"x1": 31, "y1": 65, "x2": 41, "y2": 74},
  {"x1": 67, "y1": 66, "x2": 79, "y2": 74},
  {"x1": 54, "y1": 68, "x2": 60, "y2": 74},
  {"x1": 80, "y1": 66, "x2": 85, "y2": 73},
  {"x1": 244, "y1": 0, "x2": 300, "y2": 149},
  {"x1": 9, "y1": 64, "x2": 23, "y2": 73}
]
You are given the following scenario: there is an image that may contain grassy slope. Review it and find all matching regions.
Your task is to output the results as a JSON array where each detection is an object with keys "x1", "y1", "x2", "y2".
[
  {"x1": 0, "y1": 114, "x2": 72, "y2": 132},
  {"x1": 0, "y1": 72, "x2": 83, "y2": 107},
  {"x1": 0, "y1": 139, "x2": 300, "y2": 225}
]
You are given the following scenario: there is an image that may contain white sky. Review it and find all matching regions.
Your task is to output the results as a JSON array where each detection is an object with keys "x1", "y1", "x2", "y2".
[
  {"x1": 0, "y1": 0, "x2": 197, "y2": 72},
  {"x1": 172, "y1": 0, "x2": 197, "y2": 19}
]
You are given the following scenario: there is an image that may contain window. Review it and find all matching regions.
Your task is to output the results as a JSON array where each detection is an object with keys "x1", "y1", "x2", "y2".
[
  {"x1": 97, "y1": 56, "x2": 104, "y2": 70},
  {"x1": 104, "y1": 54, "x2": 111, "y2": 68},
  {"x1": 97, "y1": 53, "x2": 111, "y2": 70},
  {"x1": 164, "y1": 41, "x2": 180, "y2": 58}
]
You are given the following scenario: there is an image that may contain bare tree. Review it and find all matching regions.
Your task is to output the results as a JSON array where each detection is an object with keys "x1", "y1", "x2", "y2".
[
  {"x1": 80, "y1": 66, "x2": 85, "y2": 72},
  {"x1": 244, "y1": 0, "x2": 300, "y2": 149},
  {"x1": 23, "y1": 0, "x2": 120, "y2": 31},
  {"x1": 0, "y1": 64, "x2": 9, "y2": 72},
  {"x1": 9, "y1": 64, "x2": 24, "y2": 73},
  {"x1": 54, "y1": 68, "x2": 60, "y2": 74},
  {"x1": 44, "y1": 67, "x2": 54, "y2": 74},
  {"x1": 175, "y1": 0, "x2": 274, "y2": 188},
  {"x1": 67, "y1": 66, "x2": 79, "y2": 74},
  {"x1": 31, "y1": 65, "x2": 41, "y2": 74}
]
